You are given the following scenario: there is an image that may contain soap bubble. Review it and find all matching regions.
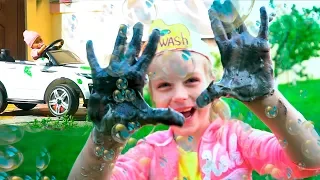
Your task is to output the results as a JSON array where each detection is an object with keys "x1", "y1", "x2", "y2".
[
  {"x1": 122, "y1": 0, "x2": 157, "y2": 25},
  {"x1": 36, "y1": 147, "x2": 51, "y2": 172},
  {"x1": 111, "y1": 124, "x2": 131, "y2": 143},
  {"x1": 23, "y1": 175, "x2": 33, "y2": 180},
  {"x1": 0, "y1": 124, "x2": 24, "y2": 145},
  {"x1": 278, "y1": 139, "x2": 288, "y2": 148},
  {"x1": 265, "y1": 105, "x2": 278, "y2": 118},
  {"x1": 154, "y1": 50, "x2": 195, "y2": 79},
  {"x1": 0, "y1": 172, "x2": 10, "y2": 179},
  {"x1": 116, "y1": 78, "x2": 128, "y2": 90},
  {"x1": 159, "y1": 156, "x2": 168, "y2": 167},
  {"x1": 23, "y1": 123, "x2": 44, "y2": 133},
  {"x1": 286, "y1": 119, "x2": 302, "y2": 136},
  {"x1": 125, "y1": 89, "x2": 136, "y2": 102},
  {"x1": 0, "y1": 145, "x2": 24, "y2": 172},
  {"x1": 301, "y1": 140, "x2": 320, "y2": 159},
  {"x1": 174, "y1": 0, "x2": 255, "y2": 36},
  {"x1": 103, "y1": 149, "x2": 115, "y2": 161},
  {"x1": 9, "y1": 176, "x2": 23, "y2": 180},
  {"x1": 113, "y1": 90, "x2": 125, "y2": 103},
  {"x1": 139, "y1": 157, "x2": 151, "y2": 167},
  {"x1": 298, "y1": 162, "x2": 306, "y2": 170},
  {"x1": 175, "y1": 135, "x2": 193, "y2": 152}
]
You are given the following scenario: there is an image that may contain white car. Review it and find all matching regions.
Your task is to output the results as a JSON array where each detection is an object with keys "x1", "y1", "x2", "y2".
[{"x1": 0, "y1": 39, "x2": 93, "y2": 117}]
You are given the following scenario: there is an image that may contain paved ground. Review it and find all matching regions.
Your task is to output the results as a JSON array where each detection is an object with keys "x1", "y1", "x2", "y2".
[{"x1": 0, "y1": 103, "x2": 87, "y2": 125}]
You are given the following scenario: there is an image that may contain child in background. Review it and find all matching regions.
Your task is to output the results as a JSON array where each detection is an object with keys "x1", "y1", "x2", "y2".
[{"x1": 23, "y1": 30, "x2": 47, "y2": 60}]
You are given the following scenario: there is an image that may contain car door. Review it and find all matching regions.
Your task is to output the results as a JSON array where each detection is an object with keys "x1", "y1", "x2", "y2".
[
  {"x1": 10, "y1": 61, "x2": 51, "y2": 100},
  {"x1": 0, "y1": 62, "x2": 21, "y2": 99}
]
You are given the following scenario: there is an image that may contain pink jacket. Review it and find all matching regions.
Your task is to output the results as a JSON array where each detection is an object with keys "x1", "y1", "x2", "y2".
[{"x1": 111, "y1": 118, "x2": 320, "y2": 179}]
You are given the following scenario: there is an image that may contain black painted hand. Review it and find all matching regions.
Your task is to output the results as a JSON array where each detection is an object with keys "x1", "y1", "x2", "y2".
[
  {"x1": 86, "y1": 23, "x2": 184, "y2": 140},
  {"x1": 196, "y1": 2, "x2": 275, "y2": 108}
]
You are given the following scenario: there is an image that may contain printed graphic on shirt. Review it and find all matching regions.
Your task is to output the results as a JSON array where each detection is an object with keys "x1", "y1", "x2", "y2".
[{"x1": 201, "y1": 133, "x2": 244, "y2": 179}]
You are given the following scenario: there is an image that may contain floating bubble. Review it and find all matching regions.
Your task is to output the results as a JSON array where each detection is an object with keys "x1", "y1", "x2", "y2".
[
  {"x1": 298, "y1": 162, "x2": 306, "y2": 170},
  {"x1": 0, "y1": 172, "x2": 9, "y2": 179},
  {"x1": 300, "y1": 90, "x2": 308, "y2": 98},
  {"x1": 265, "y1": 106, "x2": 278, "y2": 118},
  {"x1": 24, "y1": 175, "x2": 33, "y2": 180},
  {"x1": 159, "y1": 156, "x2": 167, "y2": 167},
  {"x1": 125, "y1": 89, "x2": 136, "y2": 102},
  {"x1": 261, "y1": 164, "x2": 275, "y2": 174},
  {"x1": 95, "y1": 146, "x2": 105, "y2": 157},
  {"x1": 36, "y1": 147, "x2": 51, "y2": 172},
  {"x1": 286, "y1": 119, "x2": 301, "y2": 136},
  {"x1": 10, "y1": 176, "x2": 23, "y2": 180},
  {"x1": 127, "y1": 138, "x2": 137, "y2": 146},
  {"x1": 36, "y1": 170, "x2": 41, "y2": 180},
  {"x1": 301, "y1": 140, "x2": 320, "y2": 159},
  {"x1": 246, "y1": 112, "x2": 253, "y2": 122},
  {"x1": 23, "y1": 123, "x2": 44, "y2": 133},
  {"x1": 127, "y1": 122, "x2": 137, "y2": 133},
  {"x1": 302, "y1": 121, "x2": 314, "y2": 130},
  {"x1": 175, "y1": 135, "x2": 192, "y2": 152},
  {"x1": 116, "y1": 78, "x2": 128, "y2": 90},
  {"x1": 209, "y1": 0, "x2": 254, "y2": 25},
  {"x1": 310, "y1": 128, "x2": 320, "y2": 139},
  {"x1": 0, "y1": 125, "x2": 25, "y2": 145},
  {"x1": 242, "y1": 174, "x2": 248, "y2": 180},
  {"x1": 103, "y1": 149, "x2": 115, "y2": 161},
  {"x1": 145, "y1": 0, "x2": 154, "y2": 8},
  {"x1": 279, "y1": 139, "x2": 288, "y2": 149},
  {"x1": 42, "y1": 176, "x2": 50, "y2": 180},
  {"x1": 0, "y1": 145, "x2": 24, "y2": 172},
  {"x1": 113, "y1": 90, "x2": 125, "y2": 103},
  {"x1": 147, "y1": 72, "x2": 156, "y2": 80},
  {"x1": 111, "y1": 124, "x2": 131, "y2": 143},
  {"x1": 160, "y1": 29, "x2": 171, "y2": 36},
  {"x1": 240, "y1": 121, "x2": 252, "y2": 132},
  {"x1": 181, "y1": 50, "x2": 191, "y2": 61},
  {"x1": 139, "y1": 157, "x2": 151, "y2": 167},
  {"x1": 122, "y1": 0, "x2": 157, "y2": 26}
]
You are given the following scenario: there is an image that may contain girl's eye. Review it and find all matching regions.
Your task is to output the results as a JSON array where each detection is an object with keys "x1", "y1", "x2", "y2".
[
  {"x1": 185, "y1": 78, "x2": 199, "y2": 83},
  {"x1": 158, "y1": 82, "x2": 170, "y2": 89}
]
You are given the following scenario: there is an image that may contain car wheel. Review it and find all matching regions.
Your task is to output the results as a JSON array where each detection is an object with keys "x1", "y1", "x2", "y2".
[
  {"x1": 47, "y1": 84, "x2": 79, "y2": 117},
  {"x1": 0, "y1": 88, "x2": 8, "y2": 113},
  {"x1": 14, "y1": 103, "x2": 37, "y2": 111}
]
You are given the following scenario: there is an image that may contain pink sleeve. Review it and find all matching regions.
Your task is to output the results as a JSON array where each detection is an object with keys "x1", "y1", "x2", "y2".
[
  {"x1": 31, "y1": 49, "x2": 39, "y2": 60},
  {"x1": 235, "y1": 121, "x2": 320, "y2": 179},
  {"x1": 110, "y1": 141, "x2": 154, "y2": 180}
]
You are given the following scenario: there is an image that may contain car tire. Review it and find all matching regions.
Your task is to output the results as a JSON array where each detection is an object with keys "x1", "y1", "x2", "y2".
[
  {"x1": 14, "y1": 103, "x2": 37, "y2": 111},
  {"x1": 0, "y1": 88, "x2": 8, "y2": 113},
  {"x1": 47, "y1": 84, "x2": 79, "y2": 117}
]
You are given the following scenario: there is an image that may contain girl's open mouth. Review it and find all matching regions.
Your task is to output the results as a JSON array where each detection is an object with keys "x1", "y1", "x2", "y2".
[{"x1": 180, "y1": 107, "x2": 196, "y2": 119}]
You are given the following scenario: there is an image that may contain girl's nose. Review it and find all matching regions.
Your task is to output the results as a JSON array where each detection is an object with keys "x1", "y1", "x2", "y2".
[{"x1": 171, "y1": 86, "x2": 189, "y2": 103}]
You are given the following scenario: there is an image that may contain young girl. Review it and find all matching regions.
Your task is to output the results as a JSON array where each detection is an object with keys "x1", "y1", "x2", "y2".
[
  {"x1": 23, "y1": 30, "x2": 47, "y2": 60},
  {"x1": 68, "y1": 4, "x2": 320, "y2": 180}
]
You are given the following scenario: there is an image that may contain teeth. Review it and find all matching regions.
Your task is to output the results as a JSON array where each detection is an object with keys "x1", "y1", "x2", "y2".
[{"x1": 180, "y1": 108, "x2": 192, "y2": 113}]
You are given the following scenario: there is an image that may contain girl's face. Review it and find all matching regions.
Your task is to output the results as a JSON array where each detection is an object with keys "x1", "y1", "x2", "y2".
[
  {"x1": 149, "y1": 51, "x2": 213, "y2": 136},
  {"x1": 31, "y1": 37, "x2": 44, "y2": 49}
]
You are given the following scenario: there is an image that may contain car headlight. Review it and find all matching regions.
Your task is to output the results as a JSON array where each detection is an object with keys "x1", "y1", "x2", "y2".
[{"x1": 76, "y1": 73, "x2": 92, "y2": 79}]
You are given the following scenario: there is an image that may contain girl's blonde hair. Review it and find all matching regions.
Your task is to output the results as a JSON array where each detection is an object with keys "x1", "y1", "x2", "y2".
[{"x1": 142, "y1": 41, "x2": 231, "y2": 122}]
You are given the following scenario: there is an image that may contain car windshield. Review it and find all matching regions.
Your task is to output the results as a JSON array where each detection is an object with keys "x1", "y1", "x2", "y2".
[{"x1": 49, "y1": 50, "x2": 84, "y2": 65}]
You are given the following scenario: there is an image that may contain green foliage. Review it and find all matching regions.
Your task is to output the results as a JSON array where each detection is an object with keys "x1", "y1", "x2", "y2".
[{"x1": 269, "y1": 4, "x2": 320, "y2": 77}]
